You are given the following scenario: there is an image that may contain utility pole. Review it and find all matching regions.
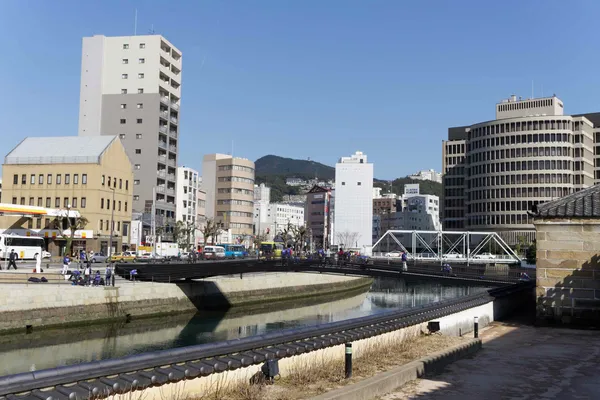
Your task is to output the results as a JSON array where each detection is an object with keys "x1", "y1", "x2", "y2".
[
  {"x1": 151, "y1": 186, "x2": 156, "y2": 255},
  {"x1": 109, "y1": 188, "x2": 115, "y2": 258}
]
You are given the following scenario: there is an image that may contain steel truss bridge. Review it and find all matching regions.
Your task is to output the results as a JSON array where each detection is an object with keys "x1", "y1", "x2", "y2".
[{"x1": 372, "y1": 230, "x2": 522, "y2": 265}]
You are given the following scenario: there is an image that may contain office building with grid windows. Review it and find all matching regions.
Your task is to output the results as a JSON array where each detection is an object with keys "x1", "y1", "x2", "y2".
[{"x1": 442, "y1": 95, "x2": 595, "y2": 244}]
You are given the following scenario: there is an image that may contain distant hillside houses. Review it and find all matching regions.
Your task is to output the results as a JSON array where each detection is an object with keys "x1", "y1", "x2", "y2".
[
  {"x1": 408, "y1": 169, "x2": 442, "y2": 183},
  {"x1": 285, "y1": 177, "x2": 334, "y2": 190}
]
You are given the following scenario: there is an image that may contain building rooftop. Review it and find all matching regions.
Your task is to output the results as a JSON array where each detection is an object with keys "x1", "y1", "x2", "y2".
[
  {"x1": 532, "y1": 185, "x2": 600, "y2": 219},
  {"x1": 5, "y1": 136, "x2": 117, "y2": 165}
]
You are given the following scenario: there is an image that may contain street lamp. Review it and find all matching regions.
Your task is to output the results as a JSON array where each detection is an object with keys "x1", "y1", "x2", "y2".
[{"x1": 108, "y1": 188, "x2": 115, "y2": 258}]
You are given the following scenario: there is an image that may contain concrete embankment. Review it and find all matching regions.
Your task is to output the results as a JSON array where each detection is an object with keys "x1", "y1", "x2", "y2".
[{"x1": 0, "y1": 273, "x2": 373, "y2": 332}]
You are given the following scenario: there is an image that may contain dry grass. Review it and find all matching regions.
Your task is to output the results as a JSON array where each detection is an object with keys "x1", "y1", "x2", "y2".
[{"x1": 186, "y1": 333, "x2": 465, "y2": 400}]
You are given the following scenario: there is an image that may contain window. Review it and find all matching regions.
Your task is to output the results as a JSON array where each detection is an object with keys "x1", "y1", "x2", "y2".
[
  {"x1": 30, "y1": 174, "x2": 35, "y2": 184},
  {"x1": 38, "y1": 174, "x2": 43, "y2": 184},
  {"x1": 135, "y1": 133, "x2": 142, "y2": 139},
  {"x1": 64, "y1": 197, "x2": 69, "y2": 207},
  {"x1": 120, "y1": 104, "x2": 127, "y2": 109},
  {"x1": 126, "y1": 180, "x2": 129, "y2": 190},
  {"x1": 138, "y1": 88, "x2": 143, "y2": 94},
  {"x1": 139, "y1": 43, "x2": 145, "y2": 49},
  {"x1": 134, "y1": 164, "x2": 141, "y2": 169},
  {"x1": 120, "y1": 119, "x2": 126, "y2": 124},
  {"x1": 102, "y1": 175, "x2": 105, "y2": 185},
  {"x1": 37, "y1": 197, "x2": 42, "y2": 207},
  {"x1": 118, "y1": 201, "x2": 122, "y2": 211},
  {"x1": 137, "y1": 103, "x2": 143, "y2": 109},
  {"x1": 47, "y1": 174, "x2": 52, "y2": 184},
  {"x1": 119, "y1": 133, "x2": 126, "y2": 139},
  {"x1": 122, "y1": 74, "x2": 128, "y2": 79},
  {"x1": 342, "y1": 182, "x2": 346, "y2": 185},
  {"x1": 138, "y1": 73, "x2": 144, "y2": 79},
  {"x1": 101, "y1": 198, "x2": 104, "y2": 208},
  {"x1": 65, "y1": 174, "x2": 70, "y2": 184},
  {"x1": 136, "y1": 118, "x2": 142, "y2": 124},
  {"x1": 11, "y1": 197, "x2": 16, "y2": 205},
  {"x1": 36, "y1": 218, "x2": 41, "y2": 229},
  {"x1": 121, "y1": 89, "x2": 127, "y2": 94},
  {"x1": 46, "y1": 197, "x2": 50, "y2": 207},
  {"x1": 74, "y1": 174, "x2": 79, "y2": 184},
  {"x1": 21, "y1": 174, "x2": 26, "y2": 184},
  {"x1": 123, "y1": 44, "x2": 129, "y2": 49},
  {"x1": 106, "y1": 220, "x2": 109, "y2": 231},
  {"x1": 13, "y1": 174, "x2": 17, "y2": 184},
  {"x1": 29, "y1": 197, "x2": 34, "y2": 206},
  {"x1": 82, "y1": 174, "x2": 87, "y2": 184},
  {"x1": 134, "y1": 179, "x2": 140, "y2": 185},
  {"x1": 122, "y1": 59, "x2": 128, "y2": 64},
  {"x1": 27, "y1": 219, "x2": 32, "y2": 229},
  {"x1": 117, "y1": 221, "x2": 121, "y2": 232},
  {"x1": 139, "y1": 58, "x2": 145, "y2": 64},
  {"x1": 135, "y1": 149, "x2": 141, "y2": 154},
  {"x1": 357, "y1": 182, "x2": 362, "y2": 186},
  {"x1": 107, "y1": 199, "x2": 110, "y2": 210},
  {"x1": 108, "y1": 176, "x2": 111, "y2": 187},
  {"x1": 56, "y1": 174, "x2": 62, "y2": 184},
  {"x1": 81, "y1": 197, "x2": 87, "y2": 208},
  {"x1": 99, "y1": 219, "x2": 103, "y2": 231},
  {"x1": 125, "y1": 202, "x2": 128, "y2": 212},
  {"x1": 119, "y1": 179, "x2": 122, "y2": 189},
  {"x1": 55, "y1": 197, "x2": 60, "y2": 208},
  {"x1": 133, "y1": 195, "x2": 139, "y2": 201}
]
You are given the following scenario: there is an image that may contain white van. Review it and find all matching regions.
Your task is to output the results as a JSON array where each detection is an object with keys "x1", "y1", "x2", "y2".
[{"x1": 203, "y1": 246, "x2": 226, "y2": 260}]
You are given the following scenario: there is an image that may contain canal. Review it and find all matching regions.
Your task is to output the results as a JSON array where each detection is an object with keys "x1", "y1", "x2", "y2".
[{"x1": 0, "y1": 277, "x2": 490, "y2": 376}]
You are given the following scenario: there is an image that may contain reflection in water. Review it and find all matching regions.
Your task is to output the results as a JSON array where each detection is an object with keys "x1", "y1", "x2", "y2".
[{"x1": 0, "y1": 277, "x2": 488, "y2": 376}]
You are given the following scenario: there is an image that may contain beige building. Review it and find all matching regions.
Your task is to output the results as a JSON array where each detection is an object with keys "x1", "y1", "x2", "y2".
[
  {"x1": 202, "y1": 154, "x2": 255, "y2": 242},
  {"x1": 443, "y1": 95, "x2": 595, "y2": 245},
  {"x1": 2, "y1": 136, "x2": 134, "y2": 255},
  {"x1": 533, "y1": 185, "x2": 600, "y2": 326}
]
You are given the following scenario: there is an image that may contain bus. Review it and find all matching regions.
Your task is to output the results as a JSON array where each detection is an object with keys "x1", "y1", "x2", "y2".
[
  {"x1": 0, "y1": 234, "x2": 44, "y2": 260},
  {"x1": 218, "y1": 244, "x2": 246, "y2": 259},
  {"x1": 260, "y1": 241, "x2": 283, "y2": 258}
]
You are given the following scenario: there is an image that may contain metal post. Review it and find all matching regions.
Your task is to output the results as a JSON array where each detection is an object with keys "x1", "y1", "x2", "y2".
[
  {"x1": 109, "y1": 188, "x2": 115, "y2": 260},
  {"x1": 345, "y1": 343, "x2": 352, "y2": 379},
  {"x1": 474, "y1": 316, "x2": 479, "y2": 338}
]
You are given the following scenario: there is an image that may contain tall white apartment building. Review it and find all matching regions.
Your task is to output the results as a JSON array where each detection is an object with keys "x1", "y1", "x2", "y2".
[
  {"x1": 176, "y1": 166, "x2": 199, "y2": 225},
  {"x1": 334, "y1": 151, "x2": 373, "y2": 253},
  {"x1": 408, "y1": 169, "x2": 442, "y2": 183},
  {"x1": 78, "y1": 34, "x2": 182, "y2": 238}
]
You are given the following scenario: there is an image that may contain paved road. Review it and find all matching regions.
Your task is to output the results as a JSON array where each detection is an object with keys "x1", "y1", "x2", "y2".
[{"x1": 381, "y1": 320, "x2": 600, "y2": 400}]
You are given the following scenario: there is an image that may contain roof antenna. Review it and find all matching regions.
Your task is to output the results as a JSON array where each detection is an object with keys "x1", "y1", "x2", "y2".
[
  {"x1": 149, "y1": 24, "x2": 155, "y2": 35},
  {"x1": 134, "y1": 9, "x2": 137, "y2": 35},
  {"x1": 531, "y1": 80, "x2": 534, "y2": 99}
]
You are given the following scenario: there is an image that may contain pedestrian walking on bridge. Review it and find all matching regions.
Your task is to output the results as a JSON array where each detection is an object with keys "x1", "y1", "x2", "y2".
[{"x1": 7, "y1": 249, "x2": 18, "y2": 270}]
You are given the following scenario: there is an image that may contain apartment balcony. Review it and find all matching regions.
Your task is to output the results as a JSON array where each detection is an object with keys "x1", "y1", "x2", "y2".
[
  {"x1": 167, "y1": 188, "x2": 175, "y2": 196},
  {"x1": 167, "y1": 174, "x2": 176, "y2": 181},
  {"x1": 156, "y1": 198, "x2": 166, "y2": 204},
  {"x1": 156, "y1": 186, "x2": 165, "y2": 194},
  {"x1": 160, "y1": 111, "x2": 169, "y2": 120},
  {"x1": 167, "y1": 159, "x2": 176, "y2": 167},
  {"x1": 158, "y1": 141, "x2": 167, "y2": 150},
  {"x1": 170, "y1": 117, "x2": 178, "y2": 125},
  {"x1": 188, "y1": 193, "x2": 193, "y2": 200},
  {"x1": 157, "y1": 170, "x2": 166, "y2": 178},
  {"x1": 169, "y1": 130, "x2": 177, "y2": 139},
  {"x1": 169, "y1": 145, "x2": 177, "y2": 153},
  {"x1": 171, "y1": 102, "x2": 179, "y2": 110},
  {"x1": 158, "y1": 155, "x2": 167, "y2": 164},
  {"x1": 159, "y1": 125, "x2": 168, "y2": 134},
  {"x1": 160, "y1": 96, "x2": 170, "y2": 105}
]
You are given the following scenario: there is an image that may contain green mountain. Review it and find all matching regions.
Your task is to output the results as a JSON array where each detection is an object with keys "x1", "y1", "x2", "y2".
[
  {"x1": 255, "y1": 155, "x2": 335, "y2": 180},
  {"x1": 254, "y1": 155, "x2": 443, "y2": 201}
]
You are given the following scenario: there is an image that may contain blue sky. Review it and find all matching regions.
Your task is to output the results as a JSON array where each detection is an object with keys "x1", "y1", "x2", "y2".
[{"x1": 1, "y1": 0, "x2": 599, "y2": 179}]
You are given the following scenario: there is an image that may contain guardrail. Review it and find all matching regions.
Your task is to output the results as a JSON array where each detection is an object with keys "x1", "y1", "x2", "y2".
[{"x1": 0, "y1": 281, "x2": 534, "y2": 399}]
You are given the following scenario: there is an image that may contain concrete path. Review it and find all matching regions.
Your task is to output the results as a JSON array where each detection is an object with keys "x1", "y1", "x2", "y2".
[{"x1": 380, "y1": 320, "x2": 600, "y2": 400}]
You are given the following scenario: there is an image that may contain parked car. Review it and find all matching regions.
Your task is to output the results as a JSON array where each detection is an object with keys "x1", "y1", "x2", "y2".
[
  {"x1": 443, "y1": 253, "x2": 463, "y2": 259},
  {"x1": 109, "y1": 251, "x2": 137, "y2": 263},
  {"x1": 385, "y1": 251, "x2": 402, "y2": 258},
  {"x1": 138, "y1": 252, "x2": 166, "y2": 262},
  {"x1": 41, "y1": 251, "x2": 51, "y2": 259},
  {"x1": 90, "y1": 253, "x2": 108, "y2": 263},
  {"x1": 203, "y1": 246, "x2": 226, "y2": 260}
]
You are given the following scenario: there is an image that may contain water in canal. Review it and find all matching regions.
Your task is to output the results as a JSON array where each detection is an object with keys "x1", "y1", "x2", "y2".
[{"x1": 0, "y1": 277, "x2": 489, "y2": 376}]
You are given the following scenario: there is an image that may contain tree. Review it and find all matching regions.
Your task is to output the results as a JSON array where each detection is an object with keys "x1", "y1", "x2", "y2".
[
  {"x1": 253, "y1": 233, "x2": 268, "y2": 249},
  {"x1": 515, "y1": 235, "x2": 529, "y2": 256},
  {"x1": 174, "y1": 220, "x2": 194, "y2": 251},
  {"x1": 525, "y1": 240, "x2": 536, "y2": 264},
  {"x1": 53, "y1": 210, "x2": 89, "y2": 256},
  {"x1": 201, "y1": 219, "x2": 221, "y2": 245},
  {"x1": 277, "y1": 223, "x2": 294, "y2": 247},
  {"x1": 294, "y1": 225, "x2": 308, "y2": 252},
  {"x1": 336, "y1": 231, "x2": 360, "y2": 249}
]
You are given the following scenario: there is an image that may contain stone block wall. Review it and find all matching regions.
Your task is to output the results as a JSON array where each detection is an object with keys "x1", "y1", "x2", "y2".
[{"x1": 535, "y1": 218, "x2": 600, "y2": 326}]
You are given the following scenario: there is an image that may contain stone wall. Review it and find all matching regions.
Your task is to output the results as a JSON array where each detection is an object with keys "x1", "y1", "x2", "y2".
[
  {"x1": 535, "y1": 218, "x2": 600, "y2": 326},
  {"x1": 0, "y1": 273, "x2": 373, "y2": 332}
]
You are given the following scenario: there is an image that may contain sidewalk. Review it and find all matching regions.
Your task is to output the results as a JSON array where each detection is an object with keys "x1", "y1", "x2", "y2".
[{"x1": 380, "y1": 319, "x2": 600, "y2": 400}]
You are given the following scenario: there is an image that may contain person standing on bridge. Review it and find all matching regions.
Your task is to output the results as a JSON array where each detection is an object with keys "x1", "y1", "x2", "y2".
[
  {"x1": 401, "y1": 251, "x2": 408, "y2": 272},
  {"x1": 7, "y1": 249, "x2": 18, "y2": 270}
]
